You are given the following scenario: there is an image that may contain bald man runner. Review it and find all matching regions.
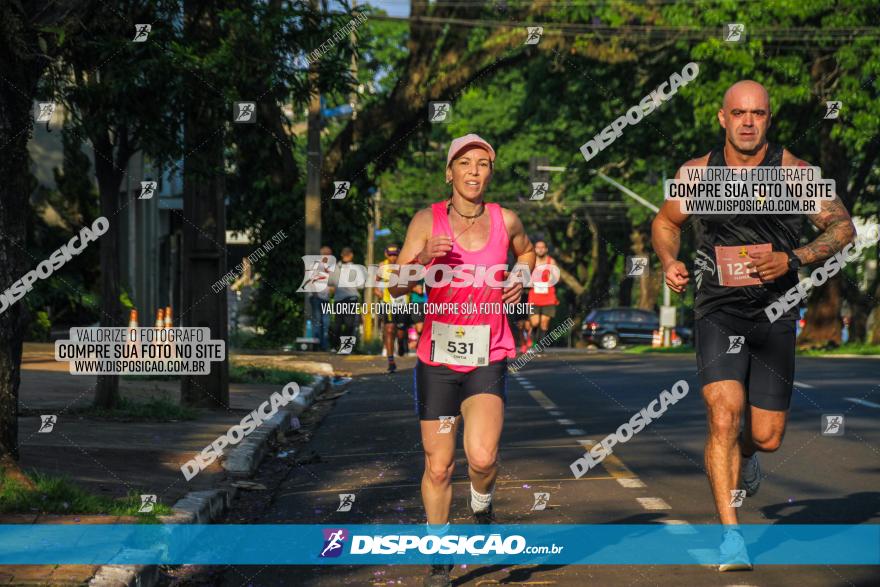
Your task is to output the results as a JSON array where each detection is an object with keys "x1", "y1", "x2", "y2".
[{"x1": 652, "y1": 80, "x2": 855, "y2": 571}]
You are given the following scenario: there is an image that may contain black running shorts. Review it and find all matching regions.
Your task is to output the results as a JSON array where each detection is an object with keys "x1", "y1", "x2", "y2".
[
  {"x1": 695, "y1": 310, "x2": 796, "y2": 411},
  {"x1": 531, "y1": 304, "x2": 557, "y2": 318},
  {"x1": 413, "y1": 359, "x2": 508, "y2": 420}
]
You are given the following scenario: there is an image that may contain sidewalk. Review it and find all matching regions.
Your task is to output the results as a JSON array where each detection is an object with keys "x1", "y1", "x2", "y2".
[
  {"x1": 0, "y1": 515, "x2": 141, "y2": 586},
  {"x1": 0, "y1": 344, "x2": 336, "y2": 586}
]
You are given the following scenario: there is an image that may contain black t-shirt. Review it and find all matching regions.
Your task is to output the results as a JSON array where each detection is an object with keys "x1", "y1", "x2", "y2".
[{"x1": 692, "y1": 143, "x2": 804, "y2": 321}]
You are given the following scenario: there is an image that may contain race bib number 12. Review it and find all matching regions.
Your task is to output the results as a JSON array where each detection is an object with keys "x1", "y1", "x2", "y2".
[{"x1": 430, "y1": 322, "x2": 490, "y2": 367}]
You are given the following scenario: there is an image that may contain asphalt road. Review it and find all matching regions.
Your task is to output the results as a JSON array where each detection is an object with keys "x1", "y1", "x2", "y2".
[{"x1": 166, "y1": 352, "x2": 880, "y2": 587}]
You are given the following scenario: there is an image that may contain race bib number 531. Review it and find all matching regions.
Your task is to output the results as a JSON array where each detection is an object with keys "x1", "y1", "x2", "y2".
[{"x1": 430, "y1": 322, "x2": 490, "y2": 367}]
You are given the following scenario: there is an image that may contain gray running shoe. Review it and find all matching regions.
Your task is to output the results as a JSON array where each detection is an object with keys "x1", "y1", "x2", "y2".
[
  {"x1": 473, "y1": 503, "x2": 495, "y2": 525},
  {"x1": 740, "y1": 453, "x2": 761, "y2": 497},
  {"x1": 423, "y1": 563, "x2": 453, "y2": 586}
]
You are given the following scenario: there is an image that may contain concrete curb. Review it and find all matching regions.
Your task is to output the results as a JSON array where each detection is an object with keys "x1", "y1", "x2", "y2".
[
  {"x1": 222, "y1": 382, "x2": 318, "y2": 477},
  {"x1": 88, "y1": 373, "x2": 330, "y2": 587},
  {"x1": 89, "y1": 564, "x2": 160, "y2": 587},
  {"x1": 798, "y1": 353, "x2": 880, "y2": 359}
]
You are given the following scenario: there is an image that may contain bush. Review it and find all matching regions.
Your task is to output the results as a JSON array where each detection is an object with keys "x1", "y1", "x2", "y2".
[{"x1": 26, "y1": 310, "x2": 52, "y2": 342}]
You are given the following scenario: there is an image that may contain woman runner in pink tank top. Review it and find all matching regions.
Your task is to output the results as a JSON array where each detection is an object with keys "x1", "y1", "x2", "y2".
[
  {"x1": 413, "y1": 199, "x2": 516, "y2": 370},
  {"x1": 387, "y1": 134, "x2": 535, "y2": 587}
]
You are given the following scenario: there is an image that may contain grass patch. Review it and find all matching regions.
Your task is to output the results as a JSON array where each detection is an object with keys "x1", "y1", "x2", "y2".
[
  {"x1": 623, "y1": 345, "x2": 695, "y2": 354},
  {"x1": 229, "y1": 363, "x2": 315, "y2": 386},
  {"x1": 121, "y1": 374, "x2": 178, "y2": 381},
  {"x1": 357, "y1": 337, "x2": 384, "y2": 355},
  {"x1": 624, "y1": 342, "x2": 880, "y2": 356},
  {"x1": 798, "y1": 342, "x2": 880, "y2": 356},
  {"x1": 0, "y1": 468, "x2": 172, "y2": 521},
  {"x1": 70, "y1": 395, "x2": 197, "y2": 422}
]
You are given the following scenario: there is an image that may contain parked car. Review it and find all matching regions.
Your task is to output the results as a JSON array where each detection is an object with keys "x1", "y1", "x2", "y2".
[{"x1": 580, "y1": 307, "x2": 691, "y2": 349}]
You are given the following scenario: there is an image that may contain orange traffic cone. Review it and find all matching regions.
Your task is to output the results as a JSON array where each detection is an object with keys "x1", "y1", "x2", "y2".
[
  {"x1": 127, "y1": 309, "x2": 139, "y2": 352},
  {"x1": 164, "y1": 306, "x2": 173, "y2": 328},
  {"x1": 149, "y1": 309, "x2": 165, "y2": 368}
]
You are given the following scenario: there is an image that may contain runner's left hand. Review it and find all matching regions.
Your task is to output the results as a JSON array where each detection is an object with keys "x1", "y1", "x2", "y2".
[{"x1": 748, "y1": 251, "x2": 788, "y2": 282}]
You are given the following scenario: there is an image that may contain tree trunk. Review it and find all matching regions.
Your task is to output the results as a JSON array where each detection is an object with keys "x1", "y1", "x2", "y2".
[
  {"x1": 631, "y1": 224, "x2": 659, "y2": 310},
  {"x1": 869, "y1": 306, "x2": 880, "y2": 344},
  {"x1": 798, "y1": 275, "x2": 843, "y2": 349},
  {"x1": 92, "y1": 130, "x2": 125, "y2": 408},
  {"x1": 583, "y1": 211, "x2": 611, "y2": 311},
  {"x1": 840, "y1": 275, "x2": 870, "y2": 343},
  {"x1": 865, "y1": 272, "x2": 880, "y2": 343},
  {"x1": 0, "y1": 1, "x2": 51, "y2": 465},
  {"x1": 180, "y1": 0, "x2": 229, "y2": 408},
  {"x1": 797, "y1": 53, "x2": 851, "y2": 347},
  {"x1": 617, "y1": 273, "x2": 633, "y2": 306}
]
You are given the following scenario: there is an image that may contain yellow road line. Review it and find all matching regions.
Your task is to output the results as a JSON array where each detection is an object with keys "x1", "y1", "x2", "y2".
[
  {"x1": 577, "y1": 439, "x2": 645, "y2": 487},
  {"x1": 528, "y1": 389, "x2": 557, "y2": 410}
]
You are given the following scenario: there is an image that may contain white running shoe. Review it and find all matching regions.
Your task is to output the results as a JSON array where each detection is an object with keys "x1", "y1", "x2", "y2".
[
  {"x1": 740, "y1": 453, "x2": 761, "y2": 497},
  {"x1": 718, "y1": 528, "x2": 752, "y2": 571}
]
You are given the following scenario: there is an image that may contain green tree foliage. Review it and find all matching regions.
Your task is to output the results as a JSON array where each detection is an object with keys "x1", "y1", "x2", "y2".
[{"x1": 370, "y1": 1, "x2": 879, "y2": 339}]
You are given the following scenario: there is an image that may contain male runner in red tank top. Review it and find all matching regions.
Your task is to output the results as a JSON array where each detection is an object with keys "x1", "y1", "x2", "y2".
[
  {"x1": 388, "y1": 134, "x2": 535, "y2": 587},
  {"x1": 527, "y1": 240, "x2": 559, "y2": 345}
]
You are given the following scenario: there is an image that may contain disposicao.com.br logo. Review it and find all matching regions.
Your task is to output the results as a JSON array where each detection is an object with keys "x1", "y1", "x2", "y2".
[
  {"x1": 318, "y1": 529, "x2": 563, "y2": 558},
  {"x1": 319, "y1": 528, "x2": 349, "y2": 558}
]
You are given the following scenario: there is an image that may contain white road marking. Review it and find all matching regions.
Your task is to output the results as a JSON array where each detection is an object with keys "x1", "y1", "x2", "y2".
[
  {"x1": 794, "y1": 380, "x2": 814, "y2": 389},
  {"x1": 637, "y1": 497, "x2": 671, "y2": 510},
  {"x1": 617, "y1": 478, "x2": 646, "y2": 488},
  {"x1": 527, "y1": 381, "x2": 660, "y2": 511},
  {"x1": 661, "y1": 520, "x2": 697, "y2": 535},
  {"x1": 844, "y1": 397, "x2": 880, "y2": 408}
]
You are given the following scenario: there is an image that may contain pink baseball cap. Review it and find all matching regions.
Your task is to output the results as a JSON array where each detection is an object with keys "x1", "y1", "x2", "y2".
[{"x1": 446, "y1": 134, "x2": 496, "y2": 167}]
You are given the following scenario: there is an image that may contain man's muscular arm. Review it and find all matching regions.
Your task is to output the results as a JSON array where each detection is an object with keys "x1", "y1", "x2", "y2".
[
  {"x1": 788, "y1": 154, "x2": 856, "y2": 265},
  {"x1": 652, "y1": 158, "x2": 702, "y2": 292},
  {"x1": 795, "y1": 197, "x2": 856, "y2": 265}
]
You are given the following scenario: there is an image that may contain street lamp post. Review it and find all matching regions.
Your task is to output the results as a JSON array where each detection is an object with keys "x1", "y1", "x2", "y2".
[{"x1": 592, "y1": 171, "x2": 675, "y2": 347}]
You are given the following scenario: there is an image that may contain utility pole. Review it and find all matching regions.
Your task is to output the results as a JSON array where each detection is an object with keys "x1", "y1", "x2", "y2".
[
  {"x1": 364, "y1": 189, "x2": 380, "y2": 341},
  {"x1": 304, "y1": 0, "x2": 323, "y2": 331},
  {"x1": 349, "y1": 0, "x2": 359, "y2": 122}
]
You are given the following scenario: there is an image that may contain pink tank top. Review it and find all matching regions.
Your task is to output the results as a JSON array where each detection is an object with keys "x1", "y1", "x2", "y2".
[{"x1": 416, "y1": 200, "x2": 516, "y2": 372}]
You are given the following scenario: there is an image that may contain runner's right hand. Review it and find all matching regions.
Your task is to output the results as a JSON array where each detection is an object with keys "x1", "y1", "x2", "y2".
[
  {"x1": 664, "y1": 261, "x2": 689, "y2": 293},
  {"x1": 417, "y1": 235, "x2": 453, "y2": 265}
]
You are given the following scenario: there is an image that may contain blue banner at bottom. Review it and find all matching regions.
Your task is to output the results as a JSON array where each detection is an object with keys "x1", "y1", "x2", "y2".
[{"x1": 0, "y1": 524, "x2": 877, "y2": 565}]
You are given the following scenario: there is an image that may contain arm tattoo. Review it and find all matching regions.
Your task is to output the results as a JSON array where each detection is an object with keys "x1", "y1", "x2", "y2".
[{"x1": 795, "y1": 198, "x2": 856, "y2": 265}]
